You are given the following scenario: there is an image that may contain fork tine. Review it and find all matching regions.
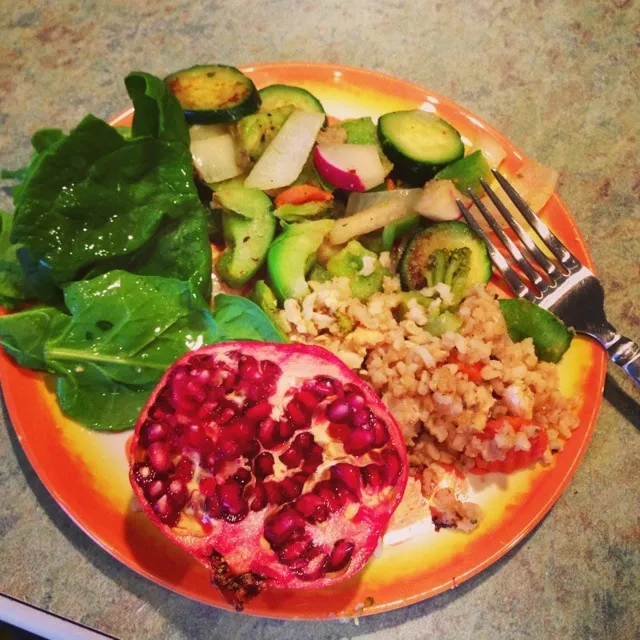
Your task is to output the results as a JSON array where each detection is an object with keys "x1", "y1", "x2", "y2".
[
  {"x1": 479, "y1": 178, "x2": 564, "y2": 283},
  {"x1": 456, "y1": 200, "x2": 536, "y2": 302},
  {"x1": 466, "y1": 189, "x2": 550, "y2": 296},
  {"x1": 492, "y1": 170, "x2": 581, "y2": 270}
]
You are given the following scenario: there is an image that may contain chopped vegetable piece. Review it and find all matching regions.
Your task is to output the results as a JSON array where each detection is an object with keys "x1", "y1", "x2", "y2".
[
  {"x1": 191, "y1": 132, "x2": 243, "y2": 184},
  {"x1": 274, "y1": 201, "x2": 333, "y2": 222},
  {"x1": 414, "y1": 179, "x2": 468, "y2": 222},
  {"x1": 267, "y1": 219, "x2": 333, "y2": 300},
  {"x1": 244, "y1": 111, "x2": 325, "y2": 190},
  {"x1": 215, "y1": 187, "x2": 276, "y2": 287},
  {"x1": 399, "y1": 222, "x2": 491, "y2": 299},
  {"x1": 249, "y1": 281, "x2": 288, "y2": 341},
  {"x1": 313, "y1": 144, "x2": 385, "y2": 192},
  {"x1": 274, "y1": 184, "x2": 333, "y2": 208},
  {"x1": 329, "y1": 199, "x2": 410, "y2": 245},
  {"x1": 231, "y1": 105, "x2": 294, "y2": 166},
  {"x1": 165, "y1": 64, "x2": 260, "y2": 124},
  {"x1": 326, "y1": 240, "x2": 388, "y2": 300},
  {"x1": 378, "y1": 110, "x2": 464, "y2": 185},
  {"x1": 434, "y1": 150, "x2": 491, "y2": 197},
  {"x1": 345, "y1": 188, "x2": 421, "y2": 216},
  {"x1": 499, "y1": 298, "x2": 573, "y2": 363},
  {"x1": 258, "y1": 84, "x2": 325, "y2": 116}
]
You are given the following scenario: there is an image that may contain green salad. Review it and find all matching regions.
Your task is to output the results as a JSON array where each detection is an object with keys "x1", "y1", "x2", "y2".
[{"x1": 0, "y1": 64, "x2": 569, "y2": 433}]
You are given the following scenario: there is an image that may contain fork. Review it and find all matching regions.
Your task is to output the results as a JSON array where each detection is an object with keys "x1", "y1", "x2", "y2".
[{"x1": 455, "y1": 170, "x2": 639, "y2": 387}]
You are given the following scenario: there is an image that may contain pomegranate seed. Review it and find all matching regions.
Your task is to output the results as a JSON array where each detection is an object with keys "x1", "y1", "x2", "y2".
[
  {"x1": 147, "y1": 442, "x2": 173, "y2": 473},
  {"x1": 202, "y1": 451, "x2": 218, "y2": 472},
  {"x1": 239, "y1": 355, "x2": 262, "y2": 382},
  {"x1": 243, "y1": 439, "x2": 260, "y2": 460},
  {"x1": 313, "y1": 376, "x2": 341, "y2": 397},
  {"x1": 205, "y1": 492, "x2": 221, "y2": 518},
  {"x1": 291, "y1": 472, "x2": 308, "y2": 489},
  {"x1": 279, "y1": 446, "x2": 303, "y2": 469},
  {"x1": 295, "y1": 493, "x2": 329, "y2": 523},
  {"x1": 140, "y1": 422, "x2": 168, "y2": 446},
  {"x1": 226, "y1": 418, "x2": 256, "y2": 444},
  {"x1": 197, "y1": 401, "x2": 218, "y2": 420},
  {"x1": 351, "y1": 408, "x2": 370, "y2": 427},
  {"x1": 145, "y1": 479, "x2": 167, "y2": 501},
  {"x1": 330, "y1": 463, "x2": 361, "y2": 496},
  {"x1": 183, "y1": 424, "x2": 206, "y2": 449},
  {"x1": 254, "y1": 452, "x2": 275, "y2": 479},
  {"x1": 174, "y1": 457, "x2": 194, "y2": 482},
  {"x1": 245, "y1": 401, "x2": 272, "y2": 423},
  {"x1": 280, "y1": 477, "x2": 303, "y2": 501},
  {"x1": 264, "y1": 481, "x2": 284, "y2": 505},
  {"x1": 193, "y1": 368, "x2": 211, "y2": 385},
  {"x1": 260, "y1": 359, "x2": 282, "y2": 380},
  {"x1": 344, "y1": 428, "x2": 375, "y2": 456},
  {"x1": 263, "y1": 506, "x2": 305, "y2": 547},
  {"x1": 257, "y1": 418, "x2": 277, "y2": 448},
  {"x1": 314, "y1": 481, "x2": 342, "y2": 513},
  {"x1": 199, "y1": 477, "x2": 217, "y2": 497},
  {"x1": 328, "y1": 539, "x2": 354, "y2": 572},
  {"x1": 218, "y1": 406, "x2": 237, "y2": 425},
  {"x1": 132, "y1": 462, "x2": 156, "y2": 488},
  {"x1": 383, "y1": 449, "x2": 402, "y2": 484},
  {"x1": 292, "y1": 546, "x2": 328, "y2": 581},
  {"x1": 286, "y1": 400, "x2": 310, "y2": 428},
  {"x1": 278, "y1": 537, "x2": 312, "y2": 565},
  {"x1": 326, "y1": 398, "x2": 350, "y2": 422},
  {"x1": 371, "y1": 418, "x2": 389, "y2": 447},
  {"x1": 153, "y1": 494, "x2": 178, "y2": 525},
  {"x1": 217, "y1": 481, "x2": 248, "y2": 522},
  {"x1": 234, "y1": 467, "x2": 252, "y2": 485},
  {"x1": 278, "y1": 419, "x2": 296, "y2": 440},
  {"x1": 345, "y1": 392, "x2": 365, "y2": 410},
  {"x1": 301, "y1": 456, "x2": 321, "y2": 476},
  {"x1": 330, "y1": 482, "x2": 352, "y2": 509},
  {"x1": 250, "y1": 484, "x2": 267, "y2": 511},
  {"x1": 216, "y1": 437, "x2": 241, "y2": 462},
  {"x1": 328, "y1": 422, "x2": 351, "y2": 443},
  {"x1": 361, "y1": 463, "x2": 384, "y2": 488},
  {"x1": 292, "y1": 432, "x2": 314, "y2": 453},
  {"x1": 167, "y1": 479, "x2": 189, "y2": 508},
  {"x1": 295, "y1": 390, "x2": 320, "y2": 412},
  {"x1": 185, "y1": 379, "x2": 206, "y2": 403},
  {"x1": 202, "y1": 436, "x2": 215, "y2": 455}
]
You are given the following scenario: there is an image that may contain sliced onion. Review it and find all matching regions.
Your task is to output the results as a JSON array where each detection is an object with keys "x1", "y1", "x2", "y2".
[
  {"x1": 471, "y1": 161, "x2": 558, "y2": 232},
  {"x1": 414, "y1": 179, "x2": 470, "y2": 221},
  {"x1": 244, "y1": 111, "x2": 325, "y2": 190},
  {"x1": 189, "y1": 124, "x2": 229, "y2": 142},
  {"x1": 466, "y1": 130, "x2": 507, "y2": 169},
  {"x1": 191, "y1": 133, "x2": 243, "y2": 184},
  {"x1": 345, "y1": 188, "x2": 422, "y2": 215},
  {"x1": 329, "y1": 199, "x2": 410, "y2": 245}
]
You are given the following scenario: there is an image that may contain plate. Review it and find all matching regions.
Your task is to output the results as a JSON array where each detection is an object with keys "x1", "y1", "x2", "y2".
[{"x1": 0, "y1": 63, "x2": 606, "y2": 619}]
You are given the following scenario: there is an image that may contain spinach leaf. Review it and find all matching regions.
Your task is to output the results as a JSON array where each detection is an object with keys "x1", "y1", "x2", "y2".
[
  {"x1": 11, "y1": 114, "x2": 206, "y2": 291},
  {"x1": 125, "y1": 71, "x2": 190, "y2": 146},
  {"x1": 212, "y1": 294, "x2": 286, "y2": 343},
  {"x1": 0, "y1": 306, "x2": 68, "y2": 369},
  {"x1": 0, "y1": 211, "x2": 34, "y2": 308}
]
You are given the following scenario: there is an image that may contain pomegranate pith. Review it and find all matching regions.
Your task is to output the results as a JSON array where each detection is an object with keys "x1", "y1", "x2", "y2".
[{"x1": 128, "y1": 342, "x2": 408, "y2": 611}]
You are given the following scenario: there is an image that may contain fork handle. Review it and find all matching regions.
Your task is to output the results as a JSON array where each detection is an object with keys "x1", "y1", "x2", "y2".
[{"x1": 606, "y1": 333, "x2": 640, "y2": 387}]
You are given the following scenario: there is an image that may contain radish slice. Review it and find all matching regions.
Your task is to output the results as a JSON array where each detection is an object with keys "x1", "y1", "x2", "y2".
[
  {"x1": 314, "y1": 144, "x2": 385, "y2": 192},
  {"x1": 414, "y1": 179, "x2": 470, "y2": 221},
  {"x1": 329, "y1": 199, "x2": 410, "y2": 245},
  {"x1": 191, "y1": 133, "x2": 243, "y2": 184},
  {"x1": 245, "y1": 111, "x2": 325, "y2": 190},
  {"x1": 466, "y1": 130, "x2": 507, "y2": 169},
  {"x1": 345, "y1": 188, "x2": 422, "y2": 215}
]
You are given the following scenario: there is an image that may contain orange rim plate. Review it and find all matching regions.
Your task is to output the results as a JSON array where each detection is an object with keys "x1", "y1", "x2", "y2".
[{"x1": 1, "y1": 63, "x2": 605, "y2": 619}]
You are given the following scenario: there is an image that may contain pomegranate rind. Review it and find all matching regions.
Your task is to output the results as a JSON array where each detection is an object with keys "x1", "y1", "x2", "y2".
[{"x1": 128, "y1": 341, "x2": 408, "y2": 610}]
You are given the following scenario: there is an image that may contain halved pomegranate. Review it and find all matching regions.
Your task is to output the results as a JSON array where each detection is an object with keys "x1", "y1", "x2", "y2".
[{"x1": 128, "y1": 342, "x2": 408, "y2": 611}]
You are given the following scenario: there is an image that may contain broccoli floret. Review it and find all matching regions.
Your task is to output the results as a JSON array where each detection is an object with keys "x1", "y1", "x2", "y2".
[{"x1": 422, "y1": 247, "x2": 471, "y2": 306}]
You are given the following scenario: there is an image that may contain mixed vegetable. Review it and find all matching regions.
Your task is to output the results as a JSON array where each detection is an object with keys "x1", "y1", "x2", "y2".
[{"x1": 0, "y1": 64, "x2": 572, "y2": 433}]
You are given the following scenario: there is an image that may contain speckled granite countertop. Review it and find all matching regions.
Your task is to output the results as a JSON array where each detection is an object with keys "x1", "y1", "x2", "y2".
[{"x1": 1, "y1": 1, "x2": 639, "y2": 638}]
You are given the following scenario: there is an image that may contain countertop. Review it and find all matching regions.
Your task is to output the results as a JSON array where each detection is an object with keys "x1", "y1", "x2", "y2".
[{"x1": 0, "y1": 1, "x2": 638, "y2": 638}]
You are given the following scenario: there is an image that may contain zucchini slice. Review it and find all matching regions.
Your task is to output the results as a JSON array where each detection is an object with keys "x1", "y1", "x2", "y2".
[
  {"x1": 378, "y1": 110, "x2": 464, "y2": 185},
  {"x1": 399, "y1": 221, "x2": 491, "y2": 299},
  {"x1": 259, "y1": 84, "x2": 325, "y2": 115},
  {"x1": 165, "y1": 65, "x2": 260, "y2": 124}
]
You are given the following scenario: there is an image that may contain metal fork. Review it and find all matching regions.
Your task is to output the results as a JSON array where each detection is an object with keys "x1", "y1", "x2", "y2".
[{"x1": 456, "y1": 170, "x2": 639, "y2": 387}]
